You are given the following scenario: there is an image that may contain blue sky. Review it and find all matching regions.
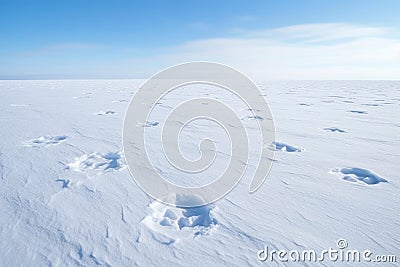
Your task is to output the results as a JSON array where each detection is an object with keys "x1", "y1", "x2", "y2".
[{"x1": 1, "y1": 0, "x2": 400, "y2": 79}]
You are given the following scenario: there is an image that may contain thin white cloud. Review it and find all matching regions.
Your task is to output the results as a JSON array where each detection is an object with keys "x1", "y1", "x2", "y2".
[
  {"x1": 142, "y1": 23, "x2": 400, "y2": 79},
  {"x1": 259, "y1": 23, "x2": 391, "y2": 43}
]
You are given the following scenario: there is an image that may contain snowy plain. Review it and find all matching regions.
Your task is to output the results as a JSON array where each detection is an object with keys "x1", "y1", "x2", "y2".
[{"x1": 0, "y1": 80, "x2": 399, "y2": 266}]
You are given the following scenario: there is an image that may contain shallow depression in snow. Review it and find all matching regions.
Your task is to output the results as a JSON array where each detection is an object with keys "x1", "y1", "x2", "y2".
[
  {"x1": 142, "y1": 194, "x2": 219, "y2": 241},
  {"x1": 271, "y1": 141, "x2": 303, "y2": 152},
  {"x1": 67, "y1": 151, "x2": 125, "y2": 175},
  {"x1": 330, "y1": 167, "x2": 388, "y2": 185},
  {"x1": 23, "y1": 135, "x2": 68, "y2": 147}
]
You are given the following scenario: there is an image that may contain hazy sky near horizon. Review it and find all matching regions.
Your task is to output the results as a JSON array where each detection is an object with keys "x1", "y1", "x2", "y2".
[{"x1": 1, "y1": 0, "x2": 400, "y2": 79}]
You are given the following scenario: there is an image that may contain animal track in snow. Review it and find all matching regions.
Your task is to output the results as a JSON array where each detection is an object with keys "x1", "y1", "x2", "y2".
[
  {"x1": 330, "y1": 167, "x2": 388, "y2": 185},
  {"x1": 348, "y1": 110, "x2": 368, "y2": 114},
  {"x1": 96, "y1": 110, "x2": 116, "y2": 115},
  {"x1": 23, "y1": 135, "x2": 68, "y2": 147},
  {"x1": 271, "y1": 142, "x2": 302, "y2": 152},
  {"x1": 323, "y1": 127, "x2": 347, "y2": 133},
  {"x1": 72, "y1": 92, "x2": 92, "y2": 99},
  {"x1": 55, "y1": 178, "x2": 70, "y2": 189},
  {"x1": 362, "y1": 103, "x2": 380, "y2": 107},
  {"x1": 138, "y1": 121, "x2": 159, "y2": 127},
  {"x1": 299, "y1": 103, "x2": 312, "y2": 106},
  {"x1": 242, "y1": 115, "x2": 264, "y2": 121},
  {"x1": 112, "y1": 99, "x2": 128, "y2": 103},
  {"x1": 67, "y1": 152, "x2": 125, "y2": 175},
  {"x1": 10, "y1": 103, "x2": 30, "y2": 107},
  {"x1": 142, "y1": 194, "x2": 219, "y2": 241}
]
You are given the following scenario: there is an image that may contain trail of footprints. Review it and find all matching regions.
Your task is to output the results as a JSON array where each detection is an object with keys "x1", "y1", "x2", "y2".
[
  {"x1": 22, "y1": 95, "x2": 133, "y2": 188},
  {"x1": 22, "y1": 135, "x2": 126, "y2": 189},
  {"x1": 19, "y1": 93, "x2": 390, "y2": 242}
]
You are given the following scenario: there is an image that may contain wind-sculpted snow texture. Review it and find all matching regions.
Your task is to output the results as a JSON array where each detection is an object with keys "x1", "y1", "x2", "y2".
[{"x1": 0, "y1": 80, "x2": 399, "y2": 266}]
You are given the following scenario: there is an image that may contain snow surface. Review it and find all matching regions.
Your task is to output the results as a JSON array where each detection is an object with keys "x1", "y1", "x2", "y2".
[{"x1": 0, "y1": 80, "x2": 399, "y2": 266}]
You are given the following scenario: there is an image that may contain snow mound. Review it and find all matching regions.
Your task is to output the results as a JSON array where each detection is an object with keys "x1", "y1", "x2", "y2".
[
  {"x1": 330, "y1": 167, "x2": 388, "y2": 185},
  {"x1": 271, "y1": 141, "x2": 302, "y2": 152},
  {"x1": 67, "y1": 152, "x2": 125, "y2": 175},
  {"x1": 23, "y1": 135, "x2": 68, "y2": 147},
  {"x1": 142, "y1": 194, "x2": 219, "y2": 239}
]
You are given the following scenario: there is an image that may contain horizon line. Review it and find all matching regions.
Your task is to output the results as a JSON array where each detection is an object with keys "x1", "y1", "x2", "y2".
[{"x1": 1, "y1": 78, "x2": 400, "y2": 81}]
